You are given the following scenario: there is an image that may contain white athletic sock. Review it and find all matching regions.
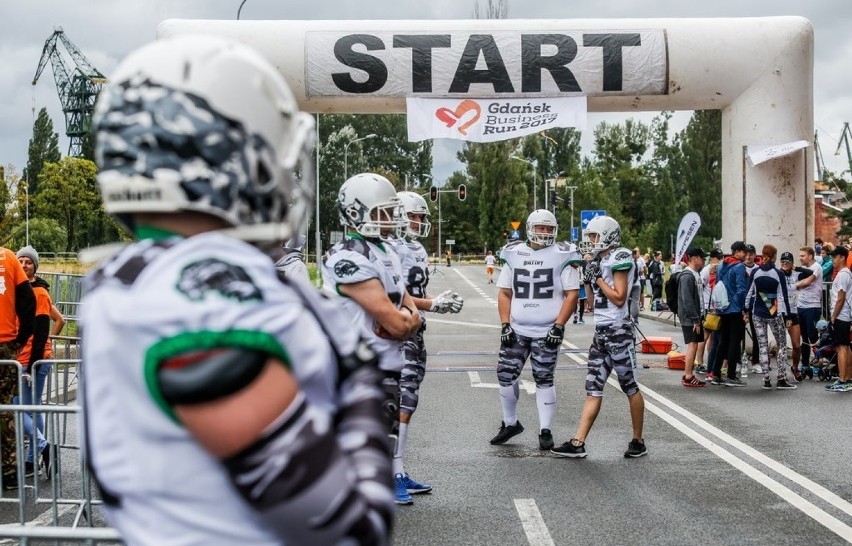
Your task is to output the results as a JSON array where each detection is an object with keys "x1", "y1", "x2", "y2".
[
  {"x1": 536, "y1": 386, "x2": 556, "y2": 430},
  {"x1": 393, "y1": 422, "x2": 409, "y2": 475},
  {"x1": 499, "y1": 383, "x2": 519, "y2": 426}
]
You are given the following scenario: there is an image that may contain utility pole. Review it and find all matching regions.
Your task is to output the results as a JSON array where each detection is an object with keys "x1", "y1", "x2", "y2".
[{"x1": 567, "y1": 186, "x2": 577, "y2": 242}]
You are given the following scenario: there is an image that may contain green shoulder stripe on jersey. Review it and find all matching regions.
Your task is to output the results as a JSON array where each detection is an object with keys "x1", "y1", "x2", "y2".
[
  {"x1": 144, "y1": 330, "x2": 291, "y2": 423},
  {"x1": 348, "y1": 231, "x2": 385, "y2": 252},
  {"x1": 611, "y1": 263, "x2": 633, "y2": 271},
  {"x1": 135, "y1": 225, "x2": 180, "y2": 241}
]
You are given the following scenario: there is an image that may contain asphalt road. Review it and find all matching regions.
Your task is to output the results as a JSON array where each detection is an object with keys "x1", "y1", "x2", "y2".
[
  {"x1": 1, "y1": 263, "x2": 849, "y2": 545},
  {"x1": 395, "y1": 264, "x2": 852, "y2": 546}
]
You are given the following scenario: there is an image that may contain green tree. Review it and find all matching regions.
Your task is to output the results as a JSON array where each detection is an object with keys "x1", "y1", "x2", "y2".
[
  {"x1": 33, "y1": 157, "x2": 101, "y2": 252},
  {"x1": 4, "y1": 217, "x2": 67, "y2": 256},
  {"x1": 0, "y1": 165, "x2": 19, "y2": 243},
  {"x1": 670, "y1": 110, "x2": 722, "y2": 250},
  {"x1": 23, "y1": 108, "x2": 61, "y2": 196},
  {"x1": 315, "y1": 114, "x2": 433, "y2": 253},
  {"x1": 460, "y1": 139, "x2": 529, "y2": 251}
]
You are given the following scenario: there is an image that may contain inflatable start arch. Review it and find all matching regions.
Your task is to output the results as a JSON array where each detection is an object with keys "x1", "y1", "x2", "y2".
[{"x1": 159, "y1": 17, "x2": 814, "y2": 252}]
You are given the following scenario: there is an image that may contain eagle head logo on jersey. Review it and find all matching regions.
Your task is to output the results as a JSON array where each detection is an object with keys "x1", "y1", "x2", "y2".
[
  {"x1": 334, "y1": 259, "x2": 360, "y2": 277},
  {"x1": 176, "y1": 259, "x2": 262, "y2": 302}
]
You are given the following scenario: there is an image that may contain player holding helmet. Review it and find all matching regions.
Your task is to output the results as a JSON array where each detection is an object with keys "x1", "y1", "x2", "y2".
[
  {"x1": 551, "y1": 215, "x2": 648, "y2": 459},
  {"x1": 385, "y1": 191, "x2": 463, "y2": 504},
  {"x1": 81, "y1": 36, "x2": 394, "y2": 545},
  {"x1": 322, "y1": 174, "x2": 423, "y2": 505},
  {"x1": 490, "y1": 209, "x2": 581, "y2": 450}
]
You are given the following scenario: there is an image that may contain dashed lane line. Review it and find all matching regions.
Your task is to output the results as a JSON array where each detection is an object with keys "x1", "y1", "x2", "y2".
[{"x1": 514, "y1": 498, "x2": 555, "y2": 546}]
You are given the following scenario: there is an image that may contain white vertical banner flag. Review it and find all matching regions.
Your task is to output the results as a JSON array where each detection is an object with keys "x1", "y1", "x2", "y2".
[
  {"x1": 406, "y1": 96, "x2": 587, "y2": 142},
  {"x1": 674, "y1": 212, "x2": 702, "y2": 266}
]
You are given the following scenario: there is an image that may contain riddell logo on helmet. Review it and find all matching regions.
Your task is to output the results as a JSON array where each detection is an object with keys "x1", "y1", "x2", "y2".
[{"x1": 108, "y1": 188, "x2": 163, "y2": 202}]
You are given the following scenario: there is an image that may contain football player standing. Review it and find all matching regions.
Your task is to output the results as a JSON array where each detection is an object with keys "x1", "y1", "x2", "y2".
[
  {"x1": 322, "y1": 174, "x2": 422, "y2": 505},
  {"x1": 385, "y1": 191, "x2": 463, "y2": 504},
  {"x1": 551, "y1": 215, "x2": 648, "y2": 459},
  {"x1": 490, "y1": 210, "x2": 581, "y2": 451}
]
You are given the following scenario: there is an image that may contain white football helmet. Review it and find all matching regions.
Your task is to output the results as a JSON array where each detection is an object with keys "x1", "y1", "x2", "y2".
[
  {"x1": 526, "y1": 209, "x2": 558, "y2": 247},
  {"x1": 397, "y1": 191, "x2": 431, "y2": 239},
  {"x1": 338, "y1": 173, "x2": 405, "y2": 238},
  {"x1": 580, "y1": 215, "x2": 621, "y2": 256},
  {"x1": 93, "y1": 35, "x2": 315, "y2": 243}
]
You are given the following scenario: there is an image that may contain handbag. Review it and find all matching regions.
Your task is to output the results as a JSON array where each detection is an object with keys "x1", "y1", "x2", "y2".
[{"x1": 703, "y1": 313, "x2": 721, "y2": 331}]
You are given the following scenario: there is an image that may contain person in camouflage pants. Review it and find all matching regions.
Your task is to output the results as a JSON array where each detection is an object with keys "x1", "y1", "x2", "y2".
[{"x1": 0, "y1": 245, "x2": 36, "y2": 486}]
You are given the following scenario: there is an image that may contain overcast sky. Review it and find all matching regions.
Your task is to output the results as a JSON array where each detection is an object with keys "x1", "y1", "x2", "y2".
[{"x1": 1, "y1": 0, "x2": 850, "y2": 183}]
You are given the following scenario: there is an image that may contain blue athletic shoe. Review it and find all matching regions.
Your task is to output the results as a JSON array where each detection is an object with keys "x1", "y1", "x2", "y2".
[
  {"x1": 394, "y1": 473, "x2": 413, "y2": 505},
  {"x1": 401, "y1": 473, "x2": 433, "y2": 494}
]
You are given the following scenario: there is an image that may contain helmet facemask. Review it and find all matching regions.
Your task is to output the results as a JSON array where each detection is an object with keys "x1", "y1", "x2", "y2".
[
  {"x1": 525, "y1": 209, "x2": 558, "y2": 247},
  {"x1": 579, "y1": 216, "x2": 621, "y2": 257}
]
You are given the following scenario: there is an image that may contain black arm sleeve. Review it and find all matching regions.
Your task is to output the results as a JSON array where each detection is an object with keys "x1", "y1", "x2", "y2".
[
  {"x1": 14, "y1": 281, "x2": 36, "y2": 347},
  {"x1": 26, "y1": 314, "x2": 51, "y2": 373},
  {"x1": 222, "y1": 363, "x2": 393, "y2": 545}
]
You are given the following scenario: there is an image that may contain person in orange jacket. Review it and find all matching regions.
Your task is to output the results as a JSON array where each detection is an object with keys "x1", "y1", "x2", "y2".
[{"x1": 15, "y1": 246, "x2": 64, "y2": 477}]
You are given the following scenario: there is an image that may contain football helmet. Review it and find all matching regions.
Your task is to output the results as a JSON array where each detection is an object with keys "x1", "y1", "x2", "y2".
[
  {"x1": 338, "y1": 173, "x2": 405, "y2": 238},
  {"x1": 580, "y1": 215, "x2": 621, "y2": 256},
  {"x1": 93, "y1": 35, "x2": 315, "y2": 243},
  {"x1": 397, "y1": 191, "x2": 431, "y2": 239},
  {"x1": 526, "y1": 209, "x2": 558, "y2": 247}
]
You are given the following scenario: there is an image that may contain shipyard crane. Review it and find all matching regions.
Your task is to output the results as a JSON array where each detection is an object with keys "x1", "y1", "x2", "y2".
[
  {"x1": 836, "y1": 122, "x2": 852, "y2": 179},
  {"x1": 32, "y1": 28, "x2": 106, "y2": 157}
]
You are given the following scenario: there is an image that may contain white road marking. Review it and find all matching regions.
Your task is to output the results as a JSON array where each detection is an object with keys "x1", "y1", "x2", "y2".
[
  {"x1": 514, "y1": 498, "x2": 556, "y2": 546},
  {"x1": 639, "y1": 382, "x2": 852, "y2": 520},
  {"x1": 468, "y1": 371, "x2": 536, "y2": 394},
  {"x1": 429, "y1": 318, "x2": 501, "y2": 329},
  {"x1": 606, "y1": 377, "x2": 852, "y2": 543},
  {"x1": 451, "y1": 267, "x2": 498, "y2": 306}
]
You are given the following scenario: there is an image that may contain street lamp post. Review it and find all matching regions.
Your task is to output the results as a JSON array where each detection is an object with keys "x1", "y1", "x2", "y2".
[
  {"x1": 344, "y1": 133, "x2": 377, "y2": 180},
  {"x1": 510, "y1": 156, "x2": 537, "y2": 210},
  {"x1": 567, "y1": 185, "x2": 577, "y2": 242}
]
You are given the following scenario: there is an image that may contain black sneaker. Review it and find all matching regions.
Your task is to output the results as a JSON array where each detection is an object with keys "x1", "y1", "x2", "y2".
[
  {"x1": 23, "y1": 462, "x2": 36, "y2": 478},
  {"x1": 776, "y1": 378, "x2": 797, "y2": 390},
  {"x1": 538, "y1": 429, "x2": 554, "y2": 450},
  {"x1": 2, "y1": 473, "x2": 19, "y2": 490},
  {"x1": 490, "y1": 421, "x2": 524, "y2": 445},
  {"x1": 762, "y1": 379, "x2": 772, "y2": 390},
  {"x1": 551, "y1": 438, "x2": 587, "y2": 458},
  {"x1": 41, "y1": 444, "x2": 52, "y2": 478},
  {"x1": 624, "y1": 439, "x2": 648, "y2": 458}
]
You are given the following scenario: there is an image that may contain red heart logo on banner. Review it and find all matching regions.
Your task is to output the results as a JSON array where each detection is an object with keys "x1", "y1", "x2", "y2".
[
  {"x1": 435, "y1": 100, "x2": 481, "y2": 136},
  {"x1": 436, "y1": 107, "x2": 459, "y2": 127}
]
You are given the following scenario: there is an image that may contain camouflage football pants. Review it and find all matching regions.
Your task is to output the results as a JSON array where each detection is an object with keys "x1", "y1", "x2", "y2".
[
  {"x1": 400, "y1": 324, "x2": 427, "y2": 415},
  {"x1": 497, "y1": 334, "x2": 558, "y2": 388},
  {"x1": 381, "y1": 370, "x2": 401, "y2": 444},
  {"x1": 586, "y1": 323, "x2": 639, "y2": 397},
  {"x1": 0, "y1": 343, "x2": 18, "y2": 477}
]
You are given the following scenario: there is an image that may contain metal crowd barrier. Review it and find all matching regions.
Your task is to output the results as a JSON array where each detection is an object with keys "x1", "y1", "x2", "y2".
[{"x1": 0, "y1": 359, "x2": 124, "y2": 545}]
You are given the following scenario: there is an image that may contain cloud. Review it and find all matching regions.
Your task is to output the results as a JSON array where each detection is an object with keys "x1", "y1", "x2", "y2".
[{"x1": 1, "y1": 1, "x2": 849, "y2": 180}]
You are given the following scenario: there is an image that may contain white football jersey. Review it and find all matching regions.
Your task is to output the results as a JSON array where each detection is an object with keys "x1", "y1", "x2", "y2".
[
  {"x1": 590, "y1": 246, "x2": 635, "y2": 326},
  {"x1": 496, "y1": 240, "x2": 581, "y2": 337},
  {"x1": 386, "y1": 237, "x2": 430, "y2": 299},
  {"x1": 80, "y1": 232, "x2": 348, "y2": 545},
  {"x1": 322, "y1": 235, "x2": 407, "y2": 371}
]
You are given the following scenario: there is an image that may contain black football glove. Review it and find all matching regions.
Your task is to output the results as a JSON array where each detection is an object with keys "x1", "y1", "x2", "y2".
[
  {"x1": 500, "y1": 323, "x2": 516, "y2": 346},
  {"x1": 544, "y1": 323, "x2": 564, "y2": 349},
  {"x1": 584, "y1": 260, "x2": 602, "y2": 285}
]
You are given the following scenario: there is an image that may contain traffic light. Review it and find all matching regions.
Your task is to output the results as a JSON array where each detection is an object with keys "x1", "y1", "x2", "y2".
[
  {"x1": 429, "y1": 185, "x2": 438, "y2": 202},
  {"x1": 549, "y1": 189, "x2": 556, "y2": 207},
  {"x1": 458, "y1": 184, "x2": 466, "y2": 201}
]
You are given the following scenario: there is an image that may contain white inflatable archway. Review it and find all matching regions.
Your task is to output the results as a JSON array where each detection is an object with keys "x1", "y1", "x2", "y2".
[{"x1": 159, "y1": 17, "x2": 814, "y2": 252}]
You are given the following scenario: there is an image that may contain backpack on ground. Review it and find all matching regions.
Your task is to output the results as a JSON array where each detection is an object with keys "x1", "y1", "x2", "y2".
[{"x1": 664, "y1": 271, "x2": 682, "y2": 314}]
